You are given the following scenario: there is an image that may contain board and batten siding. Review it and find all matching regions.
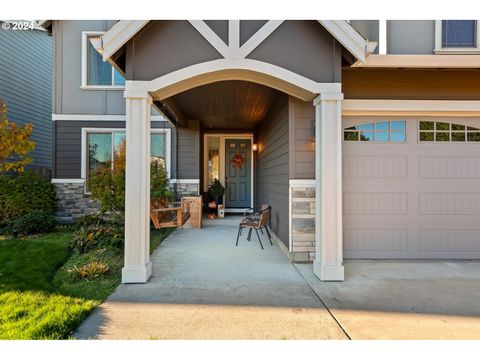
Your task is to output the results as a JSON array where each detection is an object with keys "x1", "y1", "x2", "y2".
[
  {"x1": 0, "y1": 24, "x2": 52, "y2": 169},
  {"x1": 256, "y1": 93, "x2": 290, "y2": 246},
  {"x1": 54, "y1": 120, "x2": 177, "y2": 179},
  {"x1": 289, "y1": 97, "x2": 315, "y2": 179}
]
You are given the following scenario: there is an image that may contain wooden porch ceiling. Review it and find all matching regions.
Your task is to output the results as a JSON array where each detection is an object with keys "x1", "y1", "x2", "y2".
[{"x1": 166, "y1": 80, "x2": 280, "y2": 130}]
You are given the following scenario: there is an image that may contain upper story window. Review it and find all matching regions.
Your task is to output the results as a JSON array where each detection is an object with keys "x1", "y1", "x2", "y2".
[
  {"x1": 436, "y1": 20, "x2": 480, "y2": 53},
  {"x1": 81, "y1": 31, "x2": 125, "y2": 89},
  {"x1": 344, "y1": 120, "x2": 406, "y2": 142}
]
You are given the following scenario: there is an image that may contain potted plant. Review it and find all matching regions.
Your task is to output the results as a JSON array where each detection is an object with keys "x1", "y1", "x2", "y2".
[{"x1": 207, "y1": 179, "x2": 225, "y2": 218}]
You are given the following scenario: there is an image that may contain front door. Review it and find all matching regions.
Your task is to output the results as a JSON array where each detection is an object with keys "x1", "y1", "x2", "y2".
[{"x1": 225, "y1": 139, "x2": 251, "y2": 208}]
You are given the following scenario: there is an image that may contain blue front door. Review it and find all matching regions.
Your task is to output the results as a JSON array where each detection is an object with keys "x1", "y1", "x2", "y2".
[{"x1": 225, "y1": 139, "x2": 251, "y2": 208}]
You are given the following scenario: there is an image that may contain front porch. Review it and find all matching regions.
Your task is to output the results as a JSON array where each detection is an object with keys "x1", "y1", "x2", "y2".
[
  {"x1": 75, "y1": 216, "x2": 348, "y2": 339},
  {"x1": 75, "y1": 217, "x2": 480, "y2": 339}
]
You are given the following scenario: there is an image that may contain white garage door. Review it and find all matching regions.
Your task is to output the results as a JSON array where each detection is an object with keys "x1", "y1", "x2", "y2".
[{"x1": 343, "y1": 117, "x2": 480, "y2": 259}]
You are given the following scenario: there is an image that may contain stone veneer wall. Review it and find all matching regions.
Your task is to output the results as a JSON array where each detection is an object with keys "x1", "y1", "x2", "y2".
[
  {"x1": 54, "y1": 182, "x2": 100, "y2": 223},
  {"x1": 290, "y1": 182, "x2": 316, "y2": 261},
  {"x1": 54, "y1": 180, "x2": 200, "y2": 223}
]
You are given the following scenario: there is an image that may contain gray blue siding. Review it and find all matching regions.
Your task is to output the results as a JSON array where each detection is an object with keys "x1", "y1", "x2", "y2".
[
  {"x1": 256, "y1": 93, "x2": 289, "y2": 246},
  {"x1": 177, "y1": 120, "x2": 200, "y2": 179},
  {"x1": 0, "y1": 24, "x2": 52, "y2": 169},
  {"x1": 289, "y1": 98, "x2": 315, "y2": 179}
]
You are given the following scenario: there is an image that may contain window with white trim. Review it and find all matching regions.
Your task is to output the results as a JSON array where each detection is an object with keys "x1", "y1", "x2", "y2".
[
  {"x1": 82, "y1": 31, "x2": 125, "y2": 88},
  {"x1": 435, "y1": 20, "x2": 480, "y2": 53},
  {"x1": 343, "y1": 120, "x2": 406, "y2": 142},
  {"x1": 418, "y1": 121, "x2": 480, "y2": 142},
  {"x1": 84, "y1": 129, "x2": 170, "y2": 189}
]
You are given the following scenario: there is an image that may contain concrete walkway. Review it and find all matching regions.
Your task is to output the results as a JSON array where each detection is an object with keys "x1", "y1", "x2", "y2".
[
  {"x1": 75, "y1": 216, "x2": 480, "y2": 340},
  {"x1": 75, "y1": 216, "x2": 348, "y2": 339}
]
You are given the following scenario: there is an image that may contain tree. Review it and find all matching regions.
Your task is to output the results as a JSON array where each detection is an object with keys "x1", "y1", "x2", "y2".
[{"x1": 0, "y1": 99, "x2": 36, "y2": 173}]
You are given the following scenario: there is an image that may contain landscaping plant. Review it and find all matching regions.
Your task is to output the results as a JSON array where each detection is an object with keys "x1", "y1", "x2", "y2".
[
  {"x1": 68, "y1": 261, "x2": 110, "y2": 280},
  {"x1": 0, "y1": 99, "x2": 36, "y2": 174}
]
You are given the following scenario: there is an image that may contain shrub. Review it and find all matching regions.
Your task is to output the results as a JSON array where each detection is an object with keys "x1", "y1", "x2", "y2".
[
  {"x1": 12, "y1": 210, "x2": 55, "y2": 235},
  {"x1": 0, "y1": 171, "x2": 57, "y2": 227},
  {"x1": 70, "y1": 221, "x2": 125, "y2": 254},
  {"x1": 151, "y1": 160, "x2": 173, "y2": 206},
  {"x1": 68, "y1": 261, "x2": 109, "y2": 280}
]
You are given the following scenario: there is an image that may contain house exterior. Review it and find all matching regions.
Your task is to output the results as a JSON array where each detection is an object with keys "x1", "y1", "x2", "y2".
[
  {"x1": 0, "y1": 21, "x2": 52, "y2": 173},
  {"x1": 42, "y1": 20, "x2": 480, "y2": 283}
]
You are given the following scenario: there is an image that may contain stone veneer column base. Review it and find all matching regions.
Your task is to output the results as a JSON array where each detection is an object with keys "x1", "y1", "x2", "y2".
[{"x1": 289, "y1": 180, "x2": 316, "y2": 262}]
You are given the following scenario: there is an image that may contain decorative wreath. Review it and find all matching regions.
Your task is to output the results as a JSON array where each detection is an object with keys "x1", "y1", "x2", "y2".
[{"x1": 230, "y1": 153, "x2": 245, "y2": 168}]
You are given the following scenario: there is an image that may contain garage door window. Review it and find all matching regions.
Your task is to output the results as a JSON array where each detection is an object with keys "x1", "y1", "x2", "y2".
[
  {"x1": 419, "y1": 121, "x2": 480, "y2": 142},
  {"x1": 344, "y1": 121, "x2": 406, "y2": 142}
]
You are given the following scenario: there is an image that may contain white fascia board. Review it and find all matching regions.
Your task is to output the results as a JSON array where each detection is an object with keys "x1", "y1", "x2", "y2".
[
  {"x1": 102, "y1": 20, "x2": 150, "y2": 61},
  {"x1": 318, "y1": 20, "x2": 367, "y2": 63},
  {"x1": 343, "y1": 99, "x2": 480, "y2": 117},
  {"x1": 52, "y1": 114, "x2": 167, "y2": 122}
]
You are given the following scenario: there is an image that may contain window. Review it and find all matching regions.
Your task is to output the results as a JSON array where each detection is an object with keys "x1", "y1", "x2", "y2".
[
  {"x1": 442, "y1": 20, "x2": 476, "y2": 48},
  {"x1": 435, "y1": 20, "x2": 480, "y2": 53},
  {"x1": 344, "y1": 121, "x2": 406, "y2": 142},
  {"x1": 83, "y1": 129, "x2": 171, "y2": 190},
  {"x1": 418, "y1": 121, "x2": 480, "y2": 142},
  {"x1": 82, "y1": 31, "x2": 125, "y2": 88},
  {"x1": 206, "y1": 136, "x2": 220, "y2": 187}
]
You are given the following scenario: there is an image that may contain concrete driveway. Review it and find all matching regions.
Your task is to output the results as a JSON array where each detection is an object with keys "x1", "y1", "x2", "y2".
[
  {"x1": 296, "y1": 260, "x2": 480, "y2": 339},
  {"x1": 75, "y1": 216, "x2": 480, "y2": 340}
]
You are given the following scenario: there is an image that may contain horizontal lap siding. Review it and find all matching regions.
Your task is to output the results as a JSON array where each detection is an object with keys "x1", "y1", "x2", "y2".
[
  {"x1": 290, "y1": 98, "x2": 316, "y2": 179},
  {"x1": 0, "y1": 27, "x2": 52, "y2": 169},
  {"x1": 54, "y1": 121, "x2": 176, "y2": 179},
  {"x1": 256, "y1": 93, "x2": 289, "y2": 246},
  {"x1": 177, "y1": 120, "x2": 200, "y2": 179}
]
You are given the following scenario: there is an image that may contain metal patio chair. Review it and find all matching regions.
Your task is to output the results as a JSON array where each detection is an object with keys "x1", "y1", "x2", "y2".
[{"x1": 235, "y1": 205, "x2": 273, "y2": 250}]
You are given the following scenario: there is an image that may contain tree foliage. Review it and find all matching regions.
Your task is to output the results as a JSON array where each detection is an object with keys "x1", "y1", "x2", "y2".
[
  {"x1": 0, "y1": 99, "x2": 36, "y2": 173},
  {"x1": 88, "y1": 137, "x2": 172, "y2": 215}
]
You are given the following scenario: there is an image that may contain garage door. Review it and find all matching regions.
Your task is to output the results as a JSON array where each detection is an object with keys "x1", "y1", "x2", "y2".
[{"x1": 343, "y1": 117, "x2": 480, "y2": 259}]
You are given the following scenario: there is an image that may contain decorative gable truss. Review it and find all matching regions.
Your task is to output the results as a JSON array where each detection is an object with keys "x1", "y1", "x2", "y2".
[{"x1": 99, "y1": 20, "x2": 371, "y2": 64}]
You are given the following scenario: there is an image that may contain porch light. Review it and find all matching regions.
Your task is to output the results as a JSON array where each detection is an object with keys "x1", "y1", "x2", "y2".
[{"x1": 252, "y1": 143, "x2": 258, "y2": 151}]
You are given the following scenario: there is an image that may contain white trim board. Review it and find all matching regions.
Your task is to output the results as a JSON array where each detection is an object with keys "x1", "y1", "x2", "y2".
[
  {"x1": 52, "y1": 114, "x2": 167, "y2": 122},
  {"x1": 125, "y1": 58, "x2": 342, "y2": 102},
  {"x1": 343, "y1": 100, "x2": 480, "y2": 117},
  {"x1": 170, "y1": 179, "x2": 200, "y2": 184},
  {"x1": 51, "y1": 178, "x2": 85, "y2": 184},
  {"x1": 203, "y1": 133, "x2": 254, "y2": 209},
  {"x1": 101, "y1": 20, "x2": 149, "y2": 61}
]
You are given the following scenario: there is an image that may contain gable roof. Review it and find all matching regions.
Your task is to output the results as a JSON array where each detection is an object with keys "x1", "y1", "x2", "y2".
[{"x1": 98, "y1": 20, "x2": 370, "y2": 63}]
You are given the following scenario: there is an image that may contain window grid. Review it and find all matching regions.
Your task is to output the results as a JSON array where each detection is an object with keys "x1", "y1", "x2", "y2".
[
  {"x1": 418, "y1": 121, "x2": 480, "y2": 142},
  {"x1": 344, "y1": 121, "x2": 406, "y2": 143}
]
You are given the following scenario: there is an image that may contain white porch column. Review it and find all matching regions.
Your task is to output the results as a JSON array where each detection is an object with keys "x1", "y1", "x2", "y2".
[
  {"x1": 313, "y1": 92, "x2": 345, "y2": 281},
  {"x1": 122, "y1": 85, "x2": 152, "y2": 283}
]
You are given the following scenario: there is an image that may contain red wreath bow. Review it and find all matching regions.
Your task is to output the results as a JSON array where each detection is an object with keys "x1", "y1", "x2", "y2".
[{"x1": 230, "y1": 153, "x2": 245, "y2": 168}]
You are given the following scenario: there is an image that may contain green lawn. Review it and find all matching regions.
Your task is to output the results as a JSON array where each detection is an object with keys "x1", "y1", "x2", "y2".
[{"x1": 0, "y1": 227, "x2": 173, "y2": 339}]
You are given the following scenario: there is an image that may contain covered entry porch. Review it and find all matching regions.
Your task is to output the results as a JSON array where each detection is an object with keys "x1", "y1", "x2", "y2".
[{"x1": 93, "y1": 20, "x2": 371, "y2": 283}]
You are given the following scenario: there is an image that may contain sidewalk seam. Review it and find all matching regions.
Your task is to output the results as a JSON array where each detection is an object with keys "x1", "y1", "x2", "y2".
[{"x1": 291, "y1": 264, "x2": 352, "y2": 340}]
